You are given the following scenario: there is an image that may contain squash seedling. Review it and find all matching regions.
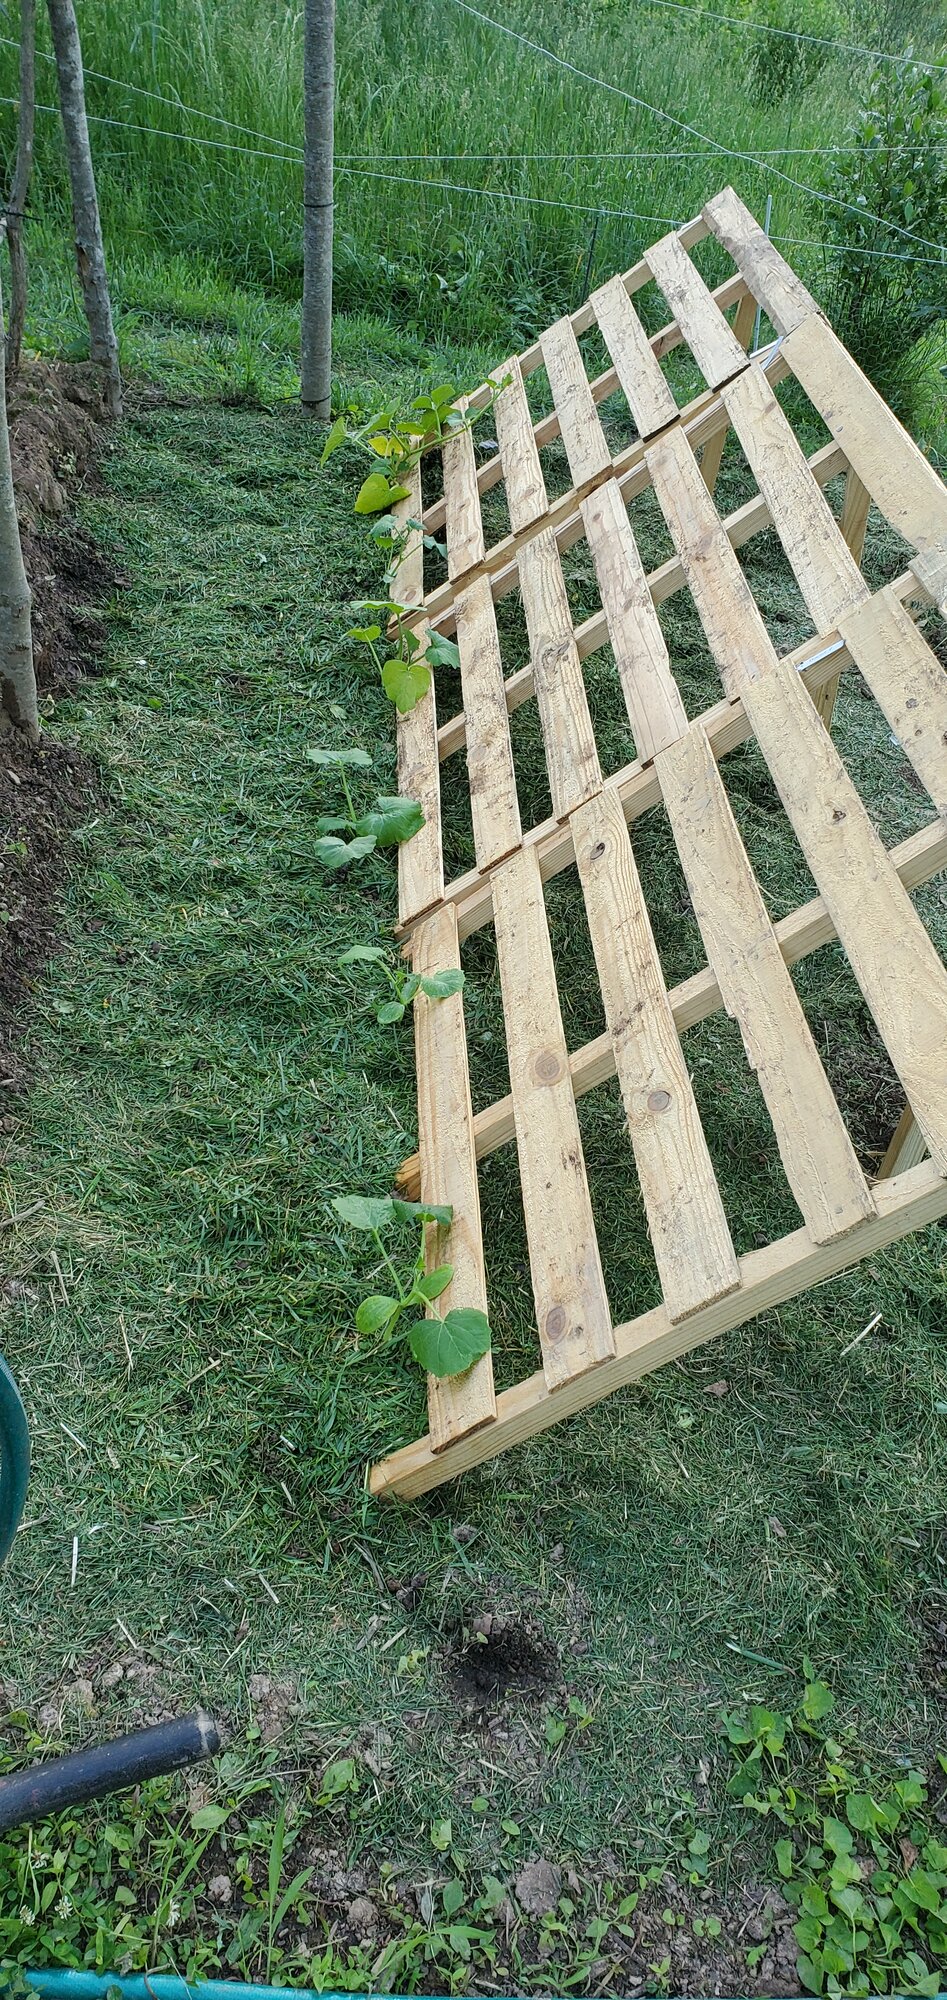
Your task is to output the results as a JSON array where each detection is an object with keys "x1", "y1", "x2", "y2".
[
  {"x1": 348, "y1": 601, "x2": 460, "y2": 716},
  {"x1": 332, "y1": 1194, "x2": 491, "y2": 1377},
  {"x1": 308, "y1": 746, "x2": 423, "y2": 870},
  {"x1": 338, "y1": 943, "x2": 464, "y2": 1025}
]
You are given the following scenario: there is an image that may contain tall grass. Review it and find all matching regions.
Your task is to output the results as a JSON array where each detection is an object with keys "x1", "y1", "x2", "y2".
[{"x1": 0, "y1": 0, "x2": 919, "y2": 346}]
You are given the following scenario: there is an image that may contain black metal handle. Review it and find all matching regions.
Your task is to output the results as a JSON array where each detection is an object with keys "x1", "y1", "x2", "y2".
[{"x1": 0, "y1": 1709, "x2": 221, "y2": 1831}]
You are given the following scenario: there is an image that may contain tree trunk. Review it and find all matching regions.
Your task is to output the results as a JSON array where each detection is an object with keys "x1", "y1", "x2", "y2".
[
  {"x1": 0, "y1": 265, "x2": 37, "y2": 741},
  {"x1": 46, "y1": 0, "x2": 121, "y2": 417},
  {"x1": 300, "y1": 0, "x2": 334, "y2": 416},
  {"x1": 6, "y1": 0, "x2": 35, "y2": 380}
]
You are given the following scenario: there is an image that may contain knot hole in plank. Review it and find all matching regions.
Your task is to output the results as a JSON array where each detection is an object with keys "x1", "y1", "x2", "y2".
[
  {"x1": 647, "y1": 1089, "x2": 672, "y2": 1113},
  {"x1": 534, "y1": 1048, "x2": 564, "y2": 1085}
]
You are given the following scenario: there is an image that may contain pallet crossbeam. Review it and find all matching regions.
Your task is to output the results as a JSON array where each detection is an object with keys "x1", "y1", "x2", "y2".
[{"x1": 369, "y1": 191, "x2": 947, "y2": 1499}]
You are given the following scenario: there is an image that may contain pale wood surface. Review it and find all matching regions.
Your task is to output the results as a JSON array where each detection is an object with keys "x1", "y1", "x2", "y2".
[
  {"x1": 573, "y1": 788, "x2": 741, "y2": 1318},
  {"x1": 370, "y1": 1161, "x2": 947, "y2": 1495},
  {"x1": 539, "y1": 315, "x2": 613, "y2": 488},
  {"x1": 590, "y1": 274, "x2": 679, "y2": 438},
  {"x1": 392, "y1": 466, "x2": 443, "y2": 924},
  {"x1": 454, "y1": 574, "x2": 522, "y2": 869},
  {"x1": 397, "y1": 814, "x2": 947, "y2": 1198},
  {"x1": 816, "y1": 469, "x2": 873, "y2": 727},
  {"x1": 721, "y1": 363, "x2": 869, "y2": 631},
  {"x1": 518, "y1": 526, "x2": 603, "y2": 818},
  {"x1": 443, "y1": 412, "x2": 486, "y2": 581},
  {"x1": 783, "y1": 315, "x2": 947, "y2": 555},
  {"x1": 646, "y1": 423, "x2": 778, "y2": 697},
  {"x1": 493, "y1": 354, "x2": 549, "y2": 534},
  {"x1": 646, "y1": 229, "x2": 750, "y2": 388},
  {"x1": 413, "y1": 903, "x2": 496, "y2": 1448},
  {"x1": 703, "y1": 186, "x2": 818, "y2": 337},
  {"x1": 491, "y1": 846, "x2": 615, "y2": 1389},
  {"x1": 742, "y1": 655, "x2": 947, "y2": 1175},
  {"x1": 911, "y1": 544, "x2": 947, "y2": 615},
  {"x1": 838, "y1": 588, "x2": 947, "y2": 818},
  {"x1": 657, "y1": 723, "x2": 875, "y2": 1242},
  {"x1": 580, "y1": 478, "x2": 688, "y2": 759},
  {"x1": 700, "y1": 289, "x2": 757, "y2": 495},
  {"x1": 878, "y1": 1105, "x2": 928, "y2": 1180}
]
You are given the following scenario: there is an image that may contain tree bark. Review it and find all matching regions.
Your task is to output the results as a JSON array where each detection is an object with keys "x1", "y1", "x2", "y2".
[
  {"x1": 301, "y1": 0, "x2": 334, "y2": 416},
  {"x1": 46, "y1": 0, "x2": 121, "y2": 417},
  {"x1": 0, "y1": 264, "x2": 37, "y2": 740},
  {"x1": 6, "y1": 0, "x2": 35, "y2": 380}
]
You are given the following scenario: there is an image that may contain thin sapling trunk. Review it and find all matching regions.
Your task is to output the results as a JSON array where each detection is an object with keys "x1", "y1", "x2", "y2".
[
  {"x1": 46, "y1": 0, "x2": 121, "y2": 417},
  {"x1": 0, "y1": 264, "x2": 37, "y2": 739},
  {"x1": 6, "y1": 0, "x2": 35, "y2": 379}
]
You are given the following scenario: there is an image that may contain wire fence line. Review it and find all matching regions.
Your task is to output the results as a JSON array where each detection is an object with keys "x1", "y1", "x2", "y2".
[
  {"x1": 2, "y1": 92, "x2": 944, "y2": 274},
  {"x1": 632, "y1": 0, "x2": 947, "y2": 72},
  {"x1": 442, "y1": 0, "x2": 947, "y2": 259}
]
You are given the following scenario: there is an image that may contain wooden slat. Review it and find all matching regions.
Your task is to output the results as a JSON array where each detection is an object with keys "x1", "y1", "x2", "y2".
[
  {"x1": 572, "y1": 789, "x2": 741, "y2": 1318},
  {"x1": 391, "y1": 466, "x2": 443, "y2": 925},
  {"x1": 590, "y1": 275, "x2": 679, "y2": 439},
  {"x1": 815, "y1": 468, "x2": 873, "y2": 728},
  {"x1": 646, "y1": 230, "x2": 749, "y2": 389},
  {"x1": 493, "y1": 355, "x2": 549, "y2": 534},
  {"x1": 657, "y1": 724, "x2": 875, "y2": 1243},
  {"x1": 912, "y1": 544, "x2": 947, "y2": 616},
  {"x1": 518, "y1": 527, "x2": 603, "y2": 818},
  {"x1": 398, "y1": 813, "x2": 947, "y2": 1202},
  {"x1": 837, "y1": 588, "x2": 947, "y2": 816},
  {"x1": 741, "y1": 654, "x2": 947, "y2": 1175},
  {"x1": 539, "y1": 317, "x2": 612, "y2": 487},
  {"x1": 703, "y1": 186, "x2": 819, "y2": 337},
  {"x1": 491, "y1": 845, "x2": 615, "y2": 1389},
  {"x1": 454, "y1": 574, "x2": 522, "y2": 870},
  {"x1": 580, "y1": 478, "x2": 688, "y2": 759},
  {"x1": 721, "y1": 364, "x2": 869, "y2": 631},
  {"x1": 783, "y1": 315, "x2": 947, "y2": 555},
  {"x1": 413, "y1": 903, "x2": 496, "y2": 1450},
  {"x1": 443, "y1": 412, "x2": 486, "y2": 581},
  {"x1": 646, "y1": 423, "x2": 778, "y2": 698},
  {"x1": 370, "y1": 1159, "x2": 947, "y2": 1496},
  {"x1": 700, "y1": 289, "x2": 757, "y2": 495},
  {"x1": 878, "y1": 1105, "x2": 928, "y2": 1179}
]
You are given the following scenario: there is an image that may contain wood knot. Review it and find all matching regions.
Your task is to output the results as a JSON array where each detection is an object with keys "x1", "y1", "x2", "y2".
[
  {"x1": 590, "y1": 840, "x2": 606, "y2": 860},
  {"x1": 544, "y1": 1303, "x2": 568, "y2": 1344},
  {"x1": 534, "y1": 1049, "x2": 563, "y2": 1084},
  {"x1": 647, "y1": 1089, "x2": 671, "y2": 1113},
  {"x1": 832, "y1": 808, "x2": 846, "y2": 822}
]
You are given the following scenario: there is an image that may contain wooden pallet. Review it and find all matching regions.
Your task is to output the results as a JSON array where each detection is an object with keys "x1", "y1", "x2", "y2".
[{"x1": 369, "y1": 185, "x2": 947, "y2": 1501}]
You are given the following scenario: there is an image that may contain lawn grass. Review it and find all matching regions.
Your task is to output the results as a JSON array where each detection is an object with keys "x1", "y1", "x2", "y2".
[{"x1": 0, "y1": 283, "x2": 946, "y2": 1989}]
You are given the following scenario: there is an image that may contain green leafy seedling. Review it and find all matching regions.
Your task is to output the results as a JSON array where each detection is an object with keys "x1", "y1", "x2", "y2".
[
  {"x1": 339, "y1": 941, "x2": 463, "y2": 1025},
  {"x1": 308, "y1": 746, "x2": 423, "y2": 868},
  {"x1": 332, "y1": 1193, "x2": 490, "y2": 1378}
]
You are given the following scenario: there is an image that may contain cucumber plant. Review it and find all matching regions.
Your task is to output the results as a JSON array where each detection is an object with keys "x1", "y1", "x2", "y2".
[
  {"x1": 332, "y1": 1194, "x2": 491, "y2": 1377},
  {"x1": 338, "y1": 942, "x2": 464, "y2": 1025},
  {"x1": 347, "y1": 601, "x2": 459, "y2": 715},
  {"x1": 308, "y1": 746, "x2": 423, "y2": 870}
]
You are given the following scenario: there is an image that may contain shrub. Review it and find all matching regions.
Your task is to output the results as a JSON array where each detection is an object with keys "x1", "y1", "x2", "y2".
[
  {"x1": 817, "y1": 59, "x2": 947, "y2": 428},
  {"x1": 725, "y1": 0, "x2": 846, "y2": 104}
]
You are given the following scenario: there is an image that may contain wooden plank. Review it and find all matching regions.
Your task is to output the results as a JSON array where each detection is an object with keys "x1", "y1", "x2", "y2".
[
  {"x1": 657, "y1": 724, "x2": 875, "y2": 1243},
  {"x1": 837, "y1": 588, "x2": 947, "y2": 817},
  {"x1": 878, "y1": 1105, "x2": 928, "y2": 1180},
  {"x1": 816, "y1": 470, "x2": 873, "y2": 728},
  {"x1": 454, "y1": 574, "x2": 522, "y2": 870},
  {"x1": 646, "y1": 423, "x2": 778, "y2": 698},
  {"x1": 580, "y1": 478, "x2": 688, "y2": 759},
  {"x1": 742, "y1": 653, "x2": 947, "y2": 1175},
  {"x1": 397, "y1": 811, "x2": 947, "y2": 1199},
  {"x1": 391, "y1": 466, "x2": 443, "y2": 925},
  {"x1": 783, "y1": 315, "x2": 947, "y2": 555},
  {"x1": 539, "y1": 316, "x2": 612, "y2": 488},
  {"x1": 493, "y1": 355, "x2": 548, "y2": 534},
  {"x1": 413, "y1": 903, "x2": 496, "y2": 1450},
  {"x1": 912, "y1": 544, "x2": 947, "y2": 616},
  {"x1": 572, "y1": 789, "x2": 740, "y2": 1318},
  {"x1": 370, "y1": 1158, "x2": 947, "y2": 1495},
  {"x1": 518, "y1": 213, "x2": 709, "y2": 373},
  {"x1": 699, "y1": 290, "x2": 756, "y2": 496},
  {"x1": 703, "y1": 186, "x2": 819, "y2": 337},
  {"x1": 435, "y1": 436, "x2": 847, "y2": 761},
  {"x1": 646, "y1": 230, "x2": 750, "y2": 389},
  {"x1": 590, "y1": 274, "x2": 678, "y2": 439},
  {"x1": 721, "y1": 363, "x2": 869, "y2": 631},
  {"x1": 491, "y1": 845, "x2": 615, "y2": 1389},
  {"x1": 443, "y1": 411, "x2": 486, "y2": 581},
  {"x1": 518, "y1": 526, "x2": 603, "y2": 818}
]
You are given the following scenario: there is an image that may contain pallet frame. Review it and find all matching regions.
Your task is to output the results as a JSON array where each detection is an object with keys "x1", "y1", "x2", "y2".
[{"x1": 368, "y1": 186, "x2": 947, "y2": 1501}]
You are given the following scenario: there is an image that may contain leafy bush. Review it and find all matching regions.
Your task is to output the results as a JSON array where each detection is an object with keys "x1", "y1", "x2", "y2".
[
  {"x1": 720, "y1": 0, "x2": 846, "y2": 103},
  {"x1": 817, "y1": 59, "x2": 947, "y2": 427}
]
